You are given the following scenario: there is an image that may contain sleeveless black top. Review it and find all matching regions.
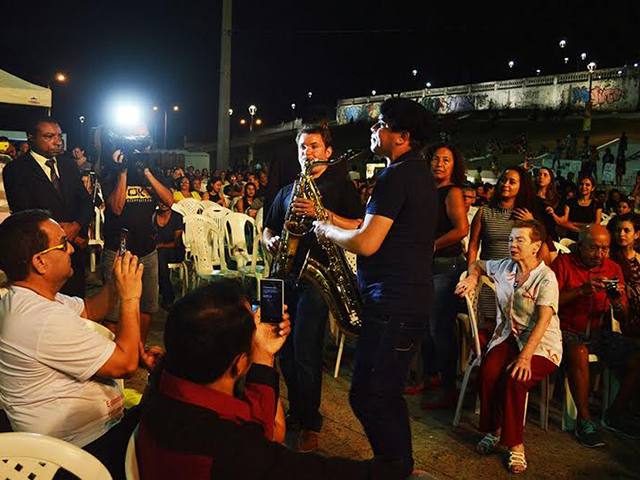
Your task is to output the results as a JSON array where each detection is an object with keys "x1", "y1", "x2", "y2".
[{"x1": 434, "y1": 185, "x2": 463, "y2": 258}]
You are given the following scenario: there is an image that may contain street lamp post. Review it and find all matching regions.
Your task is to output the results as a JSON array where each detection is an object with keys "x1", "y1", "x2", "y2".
[
  {"x1": 154, "y1": 105, "x2": 179, "y2": 149},
  {"x1": 78, "y1": 116, "x2": 85, "y2": 148},
  {"x1": 583, "y1": 62, "x2": 597, "y2": 150},
  {"x1": 248, "y1": 105, "x2": 257, "y2": 164},
  {"x1": 47, "y1": 73, "x2": 67, "y2": 116}
]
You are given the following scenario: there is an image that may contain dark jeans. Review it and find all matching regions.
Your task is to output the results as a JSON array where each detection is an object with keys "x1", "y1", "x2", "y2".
[
  {"x1": 280, "y1": 278, "x2": 329, "y2": 432},
  {"x1": 350, "y1": 311, "x2": 426, "y2": 477},
  {"x1": 424, "y1": 259, "x2": 465, "y2": 389},
  {"x1": 81, "y1": 408, "x2": 140, "y2": 480},
  {"x1": 157, "y1": 247, "x2": 183, "y2": 305}
]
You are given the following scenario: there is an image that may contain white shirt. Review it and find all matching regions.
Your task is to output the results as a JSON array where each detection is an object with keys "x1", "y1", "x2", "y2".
[
  {"x1": 485, "y1": 258, "x2": 563, "y2": 366},
  {"x1": 0, "y1": 286, "x2": 123, "y2": 447},
  {"x1": 30, "y1": 150, "x2": 60, "y2": 181}
]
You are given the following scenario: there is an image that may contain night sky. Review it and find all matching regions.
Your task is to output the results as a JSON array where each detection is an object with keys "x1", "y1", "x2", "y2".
[{"x1": 1, "y1": 1, "x2": 638, "y2": 146}]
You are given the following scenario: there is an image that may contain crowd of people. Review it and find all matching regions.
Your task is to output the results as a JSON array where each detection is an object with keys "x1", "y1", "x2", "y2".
[{"x1": 0, "y1": 105, "x2": 638, "y2": 480}]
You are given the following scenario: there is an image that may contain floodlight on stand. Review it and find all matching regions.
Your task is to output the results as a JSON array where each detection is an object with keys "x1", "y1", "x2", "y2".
[
  {"x1": 426, "y1": 82, "x2": 432, "y2": 88},
  {"x1": 564, "y1": 57, "x2": 569, "y2": 64},
  {"x1": 307, "y1": 91, "x2": 313, "y2": 98},
  {"x1": 291, "y1": 103, "x2": 296, "y2": 110},
  {"x1": 248, "y1": 105, "x2": 257, "y2": 116},
  {"x1": 580, "y1": 52, "x2": 587, "y2": 61},
  {"x1": 559, "y1": 39, "x2": 567, "y2": 49},
  {"x1": 79, "y1": 116, "x2": 85, "y2": 124},
  {"x1": 508, "y1": 60, "x2": 515, "y2": 69},
  {"x1": 114, "y1": 104, "x2": 142, "y2": 126},
  {"x1": 536, "y1": 69, "x2": 541, "y2": 75},
  {"x1": 371, "y1": 89, "x2": 376, "y2": 96},
  {"x1": 228, "y1": 108, "x2": 233, "y2": 115},
  {"x1": 587, "y1": 62, "x2": 597, "y2": 72},
  {"x1": 412, "y1": 69, "x2": 418, "y2": 76}
]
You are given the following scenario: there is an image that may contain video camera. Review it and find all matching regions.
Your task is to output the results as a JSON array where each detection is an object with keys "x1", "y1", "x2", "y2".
[{"x1": 100, "y1": 122, "x2": 154, "y2": 173}]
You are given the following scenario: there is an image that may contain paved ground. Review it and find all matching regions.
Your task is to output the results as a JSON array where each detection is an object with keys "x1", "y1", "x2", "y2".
[{"x1": 128, "y1": 309, "x2": 640, "y2": 479}]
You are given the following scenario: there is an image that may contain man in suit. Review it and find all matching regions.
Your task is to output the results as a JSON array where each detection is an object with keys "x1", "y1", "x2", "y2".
[{"x1": 3, "y1": 117, "x2": 93, "y2": 297}]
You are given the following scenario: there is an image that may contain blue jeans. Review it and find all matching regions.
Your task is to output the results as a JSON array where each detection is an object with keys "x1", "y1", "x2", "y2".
[
  {"x1": 279, "y1": 279, "x2": 329, "y2": 432},
  {"x1": 350, "y1": 310, "x2": 426, "y2": 477},
  {"x1": 424, "y1": 259, "x2": 465, "y2": 389}
]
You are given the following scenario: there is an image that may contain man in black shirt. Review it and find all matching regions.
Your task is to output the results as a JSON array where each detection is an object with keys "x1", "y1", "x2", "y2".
[
  {"x1": 101, "y1": 133, "x2": 175, "y2": 341},
  {"x1": 314, "y1": 98, "x2": 436, "y2": 476},
  {"x1": 263, "y1": 124, "x2": 363, "y2": 452}
]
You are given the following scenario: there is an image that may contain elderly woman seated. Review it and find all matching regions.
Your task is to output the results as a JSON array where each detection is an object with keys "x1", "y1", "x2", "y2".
[{"x1": 455, "y1": 219, "x2": 563, "y2": 474}]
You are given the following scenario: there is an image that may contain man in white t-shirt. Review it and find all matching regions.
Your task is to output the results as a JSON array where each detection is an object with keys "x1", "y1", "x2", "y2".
[{"x1": 0, "y1": 209, "x2": 160, "y2": 477}]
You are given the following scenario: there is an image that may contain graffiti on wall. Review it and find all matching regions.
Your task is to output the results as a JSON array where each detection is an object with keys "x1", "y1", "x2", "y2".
[
  {"x1": 337, "y1": 103, "x2": 381, "y2": 124},
  {"x1": 571, "y1": 85, "x2": 627, "y2": 107},
  {"x1": 420, "y1": 93, "x2": 488, "y2": 114}
]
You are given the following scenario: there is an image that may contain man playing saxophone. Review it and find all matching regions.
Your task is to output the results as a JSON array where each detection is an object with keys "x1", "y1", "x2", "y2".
[
  {"x1": 263, "y1": 124, "x2": 363, "y2": 453},
  {"x1": 313, "y1": 98, "x2": 436, "y2": 476}
]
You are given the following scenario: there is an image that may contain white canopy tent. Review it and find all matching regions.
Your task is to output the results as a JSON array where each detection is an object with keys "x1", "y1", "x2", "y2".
[{"x1": 0, "y1": 69, "x2": 51, "y2": 107}]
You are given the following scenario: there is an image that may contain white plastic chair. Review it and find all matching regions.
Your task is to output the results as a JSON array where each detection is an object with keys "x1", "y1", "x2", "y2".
[
  {"x1": 124, "y1": 430, "x2": 139, "y2": 480},
  {"x1": 172, "y1": 198, "x2": 203, "y2": 217},
  {"x1": 559, "y1": 237, "x2": 576, "y2": 249},
  {"x1": 238, "y1": 209, "x2": 267, "y2": 297},
  {"x1": 224, "y1": 212, "x2": 254, "y2": 269},
  {"x1": 88, "y1": 207, "x2": 105, "y2": 273},
  {"x1": 183, "y1": 214, "x2": 240, "y2": 286},
  {"x1": 553, "y1": 241, "x2": 572, "y2": 254},
  {"x1": 0, "y1": 432, "x2": 112, "y2": 479},
  {"x1": 199, "y1": 200, "x2": 218, "y2": 211},
  {"x1": 453, "y1": 272, "x2": 549, "y2": 429},
  {"x1": 561, "y1": 306, "x2": 619, "y2": 431}
]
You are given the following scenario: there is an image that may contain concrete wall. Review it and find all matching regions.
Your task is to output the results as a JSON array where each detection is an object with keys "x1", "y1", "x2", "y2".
[{"x1": 336, "y1": 67, "x2": 640, "y2": 124}]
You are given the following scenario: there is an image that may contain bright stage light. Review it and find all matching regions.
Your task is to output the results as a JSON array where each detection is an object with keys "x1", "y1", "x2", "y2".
[{"x1": 115, "y1": 104, "x2": 142, "y2": 126}]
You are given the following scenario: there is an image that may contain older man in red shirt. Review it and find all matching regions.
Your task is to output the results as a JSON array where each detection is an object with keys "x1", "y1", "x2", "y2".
[{"x1": 551, "y1": 224, "x2": 640, "y2": 447}]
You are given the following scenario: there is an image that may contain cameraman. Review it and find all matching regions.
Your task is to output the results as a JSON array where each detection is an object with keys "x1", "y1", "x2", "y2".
[{"x1": 101, "y1": 129, "x2": 174, "y2": 341}]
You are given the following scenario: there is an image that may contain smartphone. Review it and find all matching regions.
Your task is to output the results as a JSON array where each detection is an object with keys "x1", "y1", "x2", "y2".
[
  {"x1": 260, "y1": 279, "x2": 284, "y2": 324},
  {"x1": 119, "y1": 228, "x2": 129, "y2": 256}
]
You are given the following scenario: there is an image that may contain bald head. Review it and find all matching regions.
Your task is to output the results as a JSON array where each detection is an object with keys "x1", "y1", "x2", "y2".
[{"x1": 579, "y1": 224, "x2": 610, "y2": 268}]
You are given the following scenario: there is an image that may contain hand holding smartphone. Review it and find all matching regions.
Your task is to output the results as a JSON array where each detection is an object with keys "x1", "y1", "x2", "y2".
[{"x1": 260, "y1": 279, "x2": 284, "y2": 324}]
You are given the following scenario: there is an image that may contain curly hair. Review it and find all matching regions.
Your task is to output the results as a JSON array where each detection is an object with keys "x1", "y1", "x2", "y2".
[
  {"x1": 425, "y1": 142, "x2": 467, "y2": 187},
  {"x1": 490, "y1": 166, "x2": 539, "y2": 219}
]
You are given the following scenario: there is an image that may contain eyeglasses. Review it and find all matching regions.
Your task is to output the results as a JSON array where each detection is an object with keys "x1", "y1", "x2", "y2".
[
  {"x1": 35, "y1": 237, "x2": 69, "y2": 256},
  {"x1": 371, "y1": 120, "x2": 391, "y2": 131}
]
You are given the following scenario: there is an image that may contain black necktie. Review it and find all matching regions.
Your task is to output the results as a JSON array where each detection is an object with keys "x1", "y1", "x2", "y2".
[{"x1": 45, "y1": 159, "x2": 62, "y2": 193}]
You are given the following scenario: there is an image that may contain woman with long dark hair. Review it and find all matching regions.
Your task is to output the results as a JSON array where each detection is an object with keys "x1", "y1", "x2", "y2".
[
  {"x1": 561, "y1": 174, "x2": 602, "y2": 241},
  {"x1": 421, "y1": 143, "x2": 469, "y2": 409},
  {"x1": 610, "y1": 213, "x2": 640, "y2": 338},
  {"x1": 468, "y1": 166, "x2": 550, "y2": 324},
  {"x1": 235, "y1": 181, "x2": 263, "y2": 218},
  {"x1": 535, "y1": 167, "x2": 565, "y2": 243}
]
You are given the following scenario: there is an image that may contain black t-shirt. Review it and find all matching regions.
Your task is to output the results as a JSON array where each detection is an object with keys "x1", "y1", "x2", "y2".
[
  {"x1": 358, "y1": 150, "x2": 437, "y2": 318},
  {"x1": 265, "y1": 166, "x2": 364, "y2": 276},
  {"x1": 154, "y1": 210, "x2": 185, "y2": 260},
  {"x1": 102, "y1": 168, "x2": 160, "y2": 256}
]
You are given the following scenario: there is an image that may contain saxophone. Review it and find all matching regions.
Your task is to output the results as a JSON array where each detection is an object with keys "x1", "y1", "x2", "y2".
[
  {"x1": 270, "y1": 149, "x2": 364, "y2": 336},
  {"x1": 299, "y1": 158, "x2": 364, "y2": 336}
]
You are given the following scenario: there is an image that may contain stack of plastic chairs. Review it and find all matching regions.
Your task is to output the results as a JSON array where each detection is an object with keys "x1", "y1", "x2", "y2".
[{"x1": 183, "y1": 214, "x2": 240, "y2": 286}]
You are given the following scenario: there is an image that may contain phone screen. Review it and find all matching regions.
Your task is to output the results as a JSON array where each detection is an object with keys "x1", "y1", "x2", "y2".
[{"x1": 260, "y1": 279, "x2": 284, "y2": 324}]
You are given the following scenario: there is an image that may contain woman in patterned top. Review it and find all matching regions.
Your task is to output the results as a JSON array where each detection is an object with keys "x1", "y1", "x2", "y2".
[
  {"x1": 611, "y1": 213, "x2": 640, "y2": 338},
  {"x1": 468, "y1": 167, "x2": 550, "y2": 329},
  {"x1": 456, "y1": 220, "x2": 562, "y2": 474}
]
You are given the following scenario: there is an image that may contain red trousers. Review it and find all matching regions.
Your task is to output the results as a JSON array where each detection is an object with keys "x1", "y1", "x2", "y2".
[{"x1": 479, "y1": 335, "x2": 557, "y2": 447}]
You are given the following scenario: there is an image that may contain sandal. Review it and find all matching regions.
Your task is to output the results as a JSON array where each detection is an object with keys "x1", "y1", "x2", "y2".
[
  {"x1": 476, "y1": 433, "x2": 500, "y2": 454},
  {"x1": 506, "y1": 450, "x2": 528, "y2": 474}
]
